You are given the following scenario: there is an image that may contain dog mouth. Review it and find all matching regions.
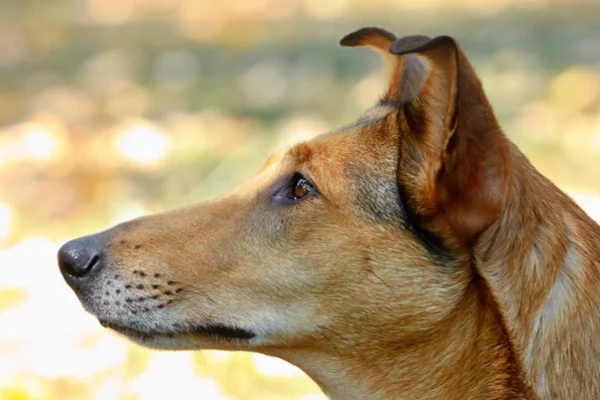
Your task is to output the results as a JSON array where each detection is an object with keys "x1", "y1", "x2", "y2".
[{"x1": 98, "y1": 319, "x2": 256, "y2": 341}]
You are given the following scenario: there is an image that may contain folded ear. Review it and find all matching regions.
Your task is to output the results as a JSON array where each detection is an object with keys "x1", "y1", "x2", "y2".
[
  {"x1": 341, "y1": 28, "x2": 510, "y2": 248},
  {"x1": 340, "y1": 28, "x2": 428, "y2": 103}
]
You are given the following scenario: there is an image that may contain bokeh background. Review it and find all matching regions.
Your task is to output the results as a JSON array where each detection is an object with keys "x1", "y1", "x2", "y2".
[{"x1": 1, "y1": 0, "x2": 600, "y2": 399}]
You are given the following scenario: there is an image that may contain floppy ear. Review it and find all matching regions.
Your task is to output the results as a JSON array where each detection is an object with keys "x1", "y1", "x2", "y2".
[{"x1": 341, "y1": 28, "x2": 510, "y2": 248}]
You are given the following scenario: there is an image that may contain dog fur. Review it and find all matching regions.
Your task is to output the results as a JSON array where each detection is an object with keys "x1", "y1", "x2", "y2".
[{"x1": 59, "y1": 27, "x2": 600, "y2": 399}]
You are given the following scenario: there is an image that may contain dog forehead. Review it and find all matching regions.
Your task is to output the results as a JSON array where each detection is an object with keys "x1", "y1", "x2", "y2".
[
  {"x1": 263, "y1": 108, "x2": 395, "y2": 174},
  {"x1": 312, "y1": 115, "x2": 396, "y2": 164},
  {"x1": 294, "y1": 132, "x2": 375, "y2": 170}
]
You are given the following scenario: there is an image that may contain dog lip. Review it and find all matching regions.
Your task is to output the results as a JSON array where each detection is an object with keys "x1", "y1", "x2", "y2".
[
  {"x1": 190, "y1": 323, "x2": 256, "y2": 340},
  {"x1": 97, "y1": 319, "x2": 255, "y2": 340}
]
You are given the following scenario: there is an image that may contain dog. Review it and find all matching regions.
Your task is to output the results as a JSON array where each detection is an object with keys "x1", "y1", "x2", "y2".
[{"x1": 58, "y1": 27, "x2": 600, "y2": 399}]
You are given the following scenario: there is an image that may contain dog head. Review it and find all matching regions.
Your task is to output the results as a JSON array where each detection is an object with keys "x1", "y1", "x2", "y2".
[{"x1": 58, "y1": 28, "x2": 509, "y2": 357}]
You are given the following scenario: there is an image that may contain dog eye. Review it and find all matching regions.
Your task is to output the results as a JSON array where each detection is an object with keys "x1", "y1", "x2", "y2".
[
  {"x1": 293, "y1": 176, "x2": 315, "y2": 200},
  {"x1": 272, "y1": 173, "x2": 318, "y2": 204}
]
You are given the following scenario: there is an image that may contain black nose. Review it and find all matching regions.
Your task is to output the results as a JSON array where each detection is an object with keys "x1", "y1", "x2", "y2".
[{"x1": 58, "y1": 235, "x2": 104, "y2": 279}]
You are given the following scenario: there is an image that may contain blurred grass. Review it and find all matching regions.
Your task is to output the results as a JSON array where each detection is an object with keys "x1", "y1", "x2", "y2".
[{"x1": 0, "y1": 0, "x2": 599, "y2": 399}]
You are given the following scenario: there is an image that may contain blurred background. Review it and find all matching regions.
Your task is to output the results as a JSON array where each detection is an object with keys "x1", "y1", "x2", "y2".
[{"x1": 1, "y1": 0, "x2": 599, "y2": 399}]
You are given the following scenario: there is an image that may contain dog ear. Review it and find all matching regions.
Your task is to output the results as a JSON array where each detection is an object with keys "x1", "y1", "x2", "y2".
[
  {"x1": 340, "y1": 28, "x2": 427, "y2": 104},
  {"x1": 341, "y1": 29, "x2": 510, "y2": 248}
]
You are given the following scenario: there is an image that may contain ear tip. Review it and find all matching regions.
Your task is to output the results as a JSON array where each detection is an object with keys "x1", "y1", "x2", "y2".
[
  {"x1": 339, "y1": 33, "x2": 359, "y2": 47},
  {"x1": 389, "y1": 35, "x2": 457, "y2": 55},
  {"x1": 339, "y1": 27, "x2": 396, "y2": 47}
]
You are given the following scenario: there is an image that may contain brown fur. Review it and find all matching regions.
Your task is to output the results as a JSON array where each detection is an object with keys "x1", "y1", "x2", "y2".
[{"x1": 59, "y1": 27, "x2": 600, "y2": 399}]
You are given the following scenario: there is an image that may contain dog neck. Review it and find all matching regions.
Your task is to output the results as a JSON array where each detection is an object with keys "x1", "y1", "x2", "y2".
[
  {"x1": 476, "y1": 144, "x2": 600, "y2": 398},
  {"x1": 268, "y1": 283, "x2": 524, "y2": 400}
]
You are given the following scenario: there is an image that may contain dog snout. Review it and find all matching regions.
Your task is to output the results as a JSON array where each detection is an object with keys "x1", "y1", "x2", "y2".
[{"x1": 58, "y1": 235, "x2": 104, "y2": 282}]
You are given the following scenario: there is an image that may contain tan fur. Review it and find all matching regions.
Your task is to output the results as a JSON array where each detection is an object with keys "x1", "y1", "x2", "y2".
[{"x1": 59, "y1": 27, "x2": 600, "y2": 399}]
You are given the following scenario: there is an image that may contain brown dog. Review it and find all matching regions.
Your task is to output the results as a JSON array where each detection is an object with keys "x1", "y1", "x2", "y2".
[{"x1": 58, "y1": 27, "x2": 600, "y2": 399}]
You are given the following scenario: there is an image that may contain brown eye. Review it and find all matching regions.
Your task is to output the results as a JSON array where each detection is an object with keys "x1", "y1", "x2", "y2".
[
  {"x1": 272, "y1": 173, "x2": 318, "y2": 204},
  {"x1": 294, "y1": 177, "x2": 313, "y2": 199}
]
